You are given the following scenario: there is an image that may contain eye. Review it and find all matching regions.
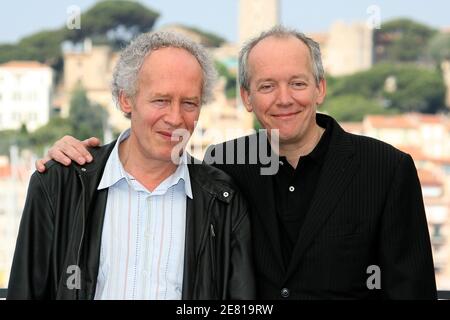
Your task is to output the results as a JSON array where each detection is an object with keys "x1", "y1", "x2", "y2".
[
  {"x1": 291, "y1": 81, "x2": 307, "y2": 89},
  {"x1": 258, "y1": 83, "x2": 275, "y2": 93},
  {"x1": 183, "y1": 101, "x2": 199, "y2": 110},
  {"x1": 152, "y1": 99, "x2": 169, "y2": 107}
]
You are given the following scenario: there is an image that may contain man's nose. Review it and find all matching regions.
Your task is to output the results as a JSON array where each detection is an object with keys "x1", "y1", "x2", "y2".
[
  {"x1": 277, "y1": 85, "x2": 294, "y2": 106},
  {"x1": 164, "y1": 104, "x2": 183, "y2": 127}
]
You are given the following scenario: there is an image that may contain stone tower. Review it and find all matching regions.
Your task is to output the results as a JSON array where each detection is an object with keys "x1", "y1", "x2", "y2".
[{"x1": 239, "y1": 0, "x2": 280, "y2": 45}]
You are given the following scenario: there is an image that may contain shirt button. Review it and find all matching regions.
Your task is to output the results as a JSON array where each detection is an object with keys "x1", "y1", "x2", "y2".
[
  {"x1": 279, "y1": 160, "x2": 284, "y2": 165},
  {"x1": 289, "y1": 186, "x2": 295, "y2": 192},
  {"x1": 223, "y1": 191, "x2": 229, "y2": 198},
  {"x1": 281, "y1": 288, "x2": 290, "y2": 298}
]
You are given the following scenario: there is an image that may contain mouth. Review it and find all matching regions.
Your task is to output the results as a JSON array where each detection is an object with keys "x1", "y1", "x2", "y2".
[
  {"x1": 272, "y1": 110, "x2": 301, "y2": 120},
  {"x1": 157, "y1": 131, "x2": 180, "y2": 141}
]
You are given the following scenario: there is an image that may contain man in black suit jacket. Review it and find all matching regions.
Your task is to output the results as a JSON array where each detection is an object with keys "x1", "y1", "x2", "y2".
[{"x1": 36, "y1": 26, "x2": 436, "y2": 299}]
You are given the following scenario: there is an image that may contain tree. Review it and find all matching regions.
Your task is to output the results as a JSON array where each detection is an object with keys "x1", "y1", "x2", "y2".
[
  {"x1": 428, "y1": 32, "x2": 450, "y2": 63},
  {"x1": 69, "y1": 86, "x2": 107, "y2": 141},
  {"x1": 28, "y1": 117, "x2": 74, "y2": 155},
  {"x1": 215, "y1": 61, "x2": 237, "y2": 99},
  {"x1": 328, "y1": 63, "x2": 446, "y2": 114},
  {"x1": 375, "y1": 18, "x2": 436, "y2": 62},
  {"x1": 320, "y1": 94, "x2": 396, "y2": 122},
  {"x1": 183, "y1": 26, "x2": 225, "y2": 47},
  {"x1": 64, "y1": 0, "x2": 159, "y2": 48},
  {"x1": 0, "y1": 1, "x2": 160, "y2": 67},
  {"x1": 385, "y1": 67, "x2": 446, "y2": 113}
]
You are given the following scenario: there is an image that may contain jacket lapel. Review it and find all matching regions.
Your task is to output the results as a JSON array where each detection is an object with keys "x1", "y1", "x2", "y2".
[{"x1": 284, "y1": 122, "x2": 359, "y2": 280}]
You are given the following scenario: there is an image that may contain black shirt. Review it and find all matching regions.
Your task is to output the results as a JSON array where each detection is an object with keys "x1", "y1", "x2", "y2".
[{"x1": 273, "y1": 118, "x2": 332, "y2": 266}]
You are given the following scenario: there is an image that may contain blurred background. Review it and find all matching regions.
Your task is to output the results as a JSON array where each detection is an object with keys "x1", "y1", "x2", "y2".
[{"x1": 0, "y1": 0, "x2": 450, "y2": 293}]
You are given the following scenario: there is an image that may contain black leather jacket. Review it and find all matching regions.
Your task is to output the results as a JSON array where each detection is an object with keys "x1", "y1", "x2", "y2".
[{"x1": 7, "y1": 142, "x2": 255, "y2": 300}]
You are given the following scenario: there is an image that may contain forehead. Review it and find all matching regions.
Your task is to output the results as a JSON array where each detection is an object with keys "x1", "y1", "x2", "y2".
[
  {"x1": 143, "y1": 47, "x2": 202, "y2": 74},
  {"x1": 138, "y1": 47, "x2": 203, "y2": 92},
  {"x1": 247, "y1": 36, "x2": 313, "y2": 79}
]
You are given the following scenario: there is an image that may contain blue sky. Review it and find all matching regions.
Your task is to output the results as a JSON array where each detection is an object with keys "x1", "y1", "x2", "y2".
[{"x1": 0, "y1": 0, "x2": 449, "y2": 43}]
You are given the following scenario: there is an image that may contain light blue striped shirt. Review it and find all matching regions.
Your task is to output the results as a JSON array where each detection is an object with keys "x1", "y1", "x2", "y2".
[{"x1": 94, "y1": 129, "x2": 192, "y2": 300}]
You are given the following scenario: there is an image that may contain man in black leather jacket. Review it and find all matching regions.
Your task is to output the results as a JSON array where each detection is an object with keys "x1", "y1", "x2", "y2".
[{"x1": 7, "y1": 31, "x2": 255, "y2": 300}]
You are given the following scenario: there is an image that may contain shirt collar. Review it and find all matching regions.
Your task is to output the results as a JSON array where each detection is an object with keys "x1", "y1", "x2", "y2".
[
  {"x1": 278, "y1": 114, "x2": 333, "y2": 166},
  {"x1": 97, "y1": 128, "x2": 193, "y2": 199}
]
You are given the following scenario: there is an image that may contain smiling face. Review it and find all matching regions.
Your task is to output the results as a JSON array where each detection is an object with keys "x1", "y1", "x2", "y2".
[
  {"x1": 241, "y1": 35, "x2": 326, "y2": 148},
  {"x1": 120, "y1": 47, "x2": 203, "y2": 162}
]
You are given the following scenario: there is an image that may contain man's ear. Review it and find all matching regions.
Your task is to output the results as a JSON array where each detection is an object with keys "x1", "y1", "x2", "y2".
[
  {"x1": 316, "y1": 78, "x2": 327, "y2": 106},
  {"x1": 240, "y1": 87, "x2": 253, "y2": 112},
  {"x1": 118, "y1": 91, "x2": 133, "y2": 115}
]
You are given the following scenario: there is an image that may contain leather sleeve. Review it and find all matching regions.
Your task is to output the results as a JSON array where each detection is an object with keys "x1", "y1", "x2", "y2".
[
  {"x1": 379, "y1": 154, "x2": 437, "y2": 299},
  {"x1": 7, "y1": 172, "x2": 55, "y2": 300},
  {"x1": 228, "y1": 197, "x2": 256, "y2": 300}
]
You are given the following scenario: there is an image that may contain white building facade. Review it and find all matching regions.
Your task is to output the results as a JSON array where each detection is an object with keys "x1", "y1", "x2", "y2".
[{"x1": 0, "y1": 61, "x2": 53, "y2": 132}]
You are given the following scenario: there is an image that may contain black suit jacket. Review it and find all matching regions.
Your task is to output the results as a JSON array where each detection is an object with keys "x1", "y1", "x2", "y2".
[{"x1": 207, "y1": 113, "x2": 436, "y2": 299}]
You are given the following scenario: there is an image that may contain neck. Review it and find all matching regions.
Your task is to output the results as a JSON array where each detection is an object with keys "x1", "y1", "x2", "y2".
[
  {"x1": 278, "y1": 124, "x2": 325, "y2": 169},
  {"x1": 119, "y1": 133, "x2": 178, "y2": 192}
]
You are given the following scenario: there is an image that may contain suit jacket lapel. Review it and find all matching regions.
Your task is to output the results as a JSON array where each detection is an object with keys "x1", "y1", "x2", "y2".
[{"x1": 284, "y1": 123, "x2": 359, "y2": 280}]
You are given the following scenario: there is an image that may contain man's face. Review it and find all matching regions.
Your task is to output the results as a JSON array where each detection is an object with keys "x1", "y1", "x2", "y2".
[
  {"x1": 120, "y1": 47, "x2": 203, "y2": 162},
  {"x1": 241, "y1": 36, "x2": 326, "y2": 146}
]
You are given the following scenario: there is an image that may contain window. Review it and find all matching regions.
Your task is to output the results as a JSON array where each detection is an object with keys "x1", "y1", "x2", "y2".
[{"x1": 28, "y1": 113, "x2": 37, "y2": 122}]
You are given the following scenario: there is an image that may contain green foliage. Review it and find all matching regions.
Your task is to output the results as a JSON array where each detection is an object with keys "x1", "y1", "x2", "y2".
[
  {"x1": 215, "y1": 60, "x2": 237, "y2": 99},
  {"x1": 64, "y1": 0, "x2": 159, "y2": 48},
  {"x1": 183, "y1": 26, "x2": 225, "y2": 47},
  {"x1": 0, "y1": 44, "x2": 41, "y2": 64},
  {"x1": 0, "y1": 1, "x2": 159, "y2": 67},
  {"x1": 375, "y1": 18, "x2": 436, "y2": 62},
  {"x1": 427, "y1": 33, "x2": 450, "y2": 63},
  {"x1": 28, "y1": 117, "x2": 74, "y2": 155},
  {"x1": 69, "y1": 86, "x2": 107, "y2": 141},
  {"x1": 0, "y1": 129, "x2": 30, "y2": 155},
  {"x1": 18, "y1": 30, "x2": 66, "y2": 64},
  {"x1": 321, "y1": 94, "x2": 396, "y2": 122},
  {"x1": 327, "y1": 63, "x2": 446, "y2": 115}
]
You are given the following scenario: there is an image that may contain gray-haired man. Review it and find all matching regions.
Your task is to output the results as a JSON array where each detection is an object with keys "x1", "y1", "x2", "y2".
[{"x1": 8, "y1": 31, "x2": 255, "y2": 300}]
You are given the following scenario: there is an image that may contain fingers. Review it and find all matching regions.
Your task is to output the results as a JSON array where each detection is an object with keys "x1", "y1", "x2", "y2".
[
  {"x1": 49, "y1": 136, "x2": 91, "y2": 165},
  {"x1": 35, "y1": 155, "x2": 51, "y2": 173},
  {"x1": 48, "y1": 146, "x2": 75, "y2": 165},
  {"x1": 83, "y1": 136, "x2": 101, "y2": 148},
  {"x1": 34, "y1": 135, "x2": 99, "y2": 172}
]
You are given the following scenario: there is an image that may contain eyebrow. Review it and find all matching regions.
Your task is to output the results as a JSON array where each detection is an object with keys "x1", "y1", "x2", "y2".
[
  {"x1": 182, "y1": 97, "x2": 200, "y2": 101},
  {"x1": 255, "y1": 74, "x2": 310, "y2": 85},
  {"x1": 149, "y1": 93, "x2": 200, "y2": 102}
]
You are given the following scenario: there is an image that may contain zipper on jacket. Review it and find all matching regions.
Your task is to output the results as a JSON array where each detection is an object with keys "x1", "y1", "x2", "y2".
[{"x1": 210, "y1": 222, "x2": 218, "y2": 298}]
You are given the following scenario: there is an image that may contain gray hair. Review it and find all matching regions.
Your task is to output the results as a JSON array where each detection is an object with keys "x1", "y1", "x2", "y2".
[
  {"x1": 238, "y1": 25, "x2": 324, "y2": 91},
  {"x1": 112, "y1": 31, "x2": 217, "y2": 118}
]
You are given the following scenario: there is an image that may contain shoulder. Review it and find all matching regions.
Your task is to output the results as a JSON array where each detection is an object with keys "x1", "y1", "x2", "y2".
[
  {"x1": 344, "y1": 131, "x2": 409, "y2": 163},
  {"x1": 40, "y1": 142, "x2": 115, "y2": 186}
]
